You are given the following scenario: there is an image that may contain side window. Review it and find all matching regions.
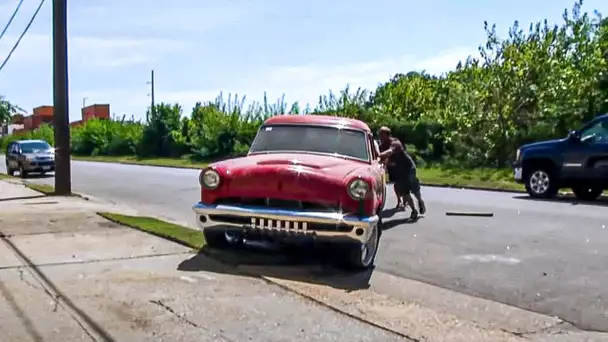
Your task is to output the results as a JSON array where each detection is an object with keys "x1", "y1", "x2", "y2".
[
  {"x1": 369, "y1": 135, "x2": 379, "y2": 160},
  {"x1": 581, "y1": 119, "x2": 608, "y2": 144}
]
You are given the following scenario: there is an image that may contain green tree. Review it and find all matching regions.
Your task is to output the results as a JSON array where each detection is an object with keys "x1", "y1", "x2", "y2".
[{"x1": 0, "y1": 96, "x2": 22, "y2": 126}]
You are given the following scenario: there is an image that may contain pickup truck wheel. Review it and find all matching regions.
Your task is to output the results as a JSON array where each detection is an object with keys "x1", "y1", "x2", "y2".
[
  {"x1": 572, "y1": 186, "x2": 603, "y2": 201},
  {"x1": 343, "y1": 219, "x2": 382, "y2": 271},
  {"x1": 524, "y1": 168, "x2": 558, "y2": 199}
]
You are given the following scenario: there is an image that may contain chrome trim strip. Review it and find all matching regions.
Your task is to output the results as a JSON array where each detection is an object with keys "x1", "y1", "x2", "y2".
[{"x1": 192, "y1": 202, "x2": 378, "y2": 243}]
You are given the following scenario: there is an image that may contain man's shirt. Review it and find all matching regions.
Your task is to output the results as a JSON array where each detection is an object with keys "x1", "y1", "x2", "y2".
[{"x1": 378, "y1": 137, "x2": 416, "y2": 172}]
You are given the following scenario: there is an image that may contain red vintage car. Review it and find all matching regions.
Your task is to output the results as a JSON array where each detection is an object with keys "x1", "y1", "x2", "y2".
[{"x1": 192, "y1": 114, "x2": 387, "y2": 269}]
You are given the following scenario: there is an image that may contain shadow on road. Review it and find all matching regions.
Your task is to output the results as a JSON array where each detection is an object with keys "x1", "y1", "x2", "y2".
[
  {"x1": 177, "y1": 243, "x2": 374, "y2": 291},
  {"x1": 0, "y1": 195, "x2": 47, "y2": 202},
  {"x1": 513, "y1": 194, "x2": 608, "y2": 207},
  {"x1": 380, "y1": 208, "x2": 418, "y2": 231}
]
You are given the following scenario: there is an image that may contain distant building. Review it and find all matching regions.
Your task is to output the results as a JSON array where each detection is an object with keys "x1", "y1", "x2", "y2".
[
  {"x1": 71, "y1": 104, "x2": 110, "y2": 128},
  {"x1": 9, "y1": 103, "x2": 111, "y2": 135},
  {"x1": 7, "y1": 124, "x2": 24, "y2": 135}
]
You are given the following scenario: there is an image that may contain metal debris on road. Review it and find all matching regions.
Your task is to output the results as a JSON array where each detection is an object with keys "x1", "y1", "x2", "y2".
[{"x1": 445, "y1": 211, "x2": 494, "y2": 217}]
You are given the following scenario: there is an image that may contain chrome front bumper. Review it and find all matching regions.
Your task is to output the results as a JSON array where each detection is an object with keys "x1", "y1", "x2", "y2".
[{"x1": 192, "y1": 202, "x2": 379, "y2": 244}]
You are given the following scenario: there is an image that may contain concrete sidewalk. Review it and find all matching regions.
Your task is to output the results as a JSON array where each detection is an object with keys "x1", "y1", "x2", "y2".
[
  {"x1": 0, "y1": 180, "x2": 404, "y2": 342},
  {"x1": 1, "y1": 180, "x2": 607, "y2": 342}
]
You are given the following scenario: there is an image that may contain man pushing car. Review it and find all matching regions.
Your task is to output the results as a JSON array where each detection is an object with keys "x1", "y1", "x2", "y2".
[{"x1": 377, "y1": 126, "x2": 426, "y2": 220}]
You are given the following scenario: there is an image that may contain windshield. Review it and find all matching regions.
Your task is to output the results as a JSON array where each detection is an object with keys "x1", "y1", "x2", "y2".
[
  {"x1": 20, "y1": 141, "x2": 52, "y2": 153},
  {"x1": 249, "y1": 124, "x2": 370, "y2": 161}
]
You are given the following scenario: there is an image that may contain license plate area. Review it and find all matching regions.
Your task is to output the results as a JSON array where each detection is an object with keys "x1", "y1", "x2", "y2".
[
  {"x1": 513, "y1": 167, "x2": 522, "y2": 180},
  {"x1": 42, "y1": 166, "x2": 51, "y2": 170}
]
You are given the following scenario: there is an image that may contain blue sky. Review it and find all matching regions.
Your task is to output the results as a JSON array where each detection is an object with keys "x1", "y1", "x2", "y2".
[{"x1": 0, "y1": 0, "x2": 607, "y2": 122}]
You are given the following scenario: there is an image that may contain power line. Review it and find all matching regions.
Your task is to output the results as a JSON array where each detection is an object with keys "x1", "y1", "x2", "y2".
[
  {"x1": 0, "y1": 0, "x2": 25, "y2": 42},
  {"x1": 0, "y1": 0, "x2": 45, "y2": 73}
]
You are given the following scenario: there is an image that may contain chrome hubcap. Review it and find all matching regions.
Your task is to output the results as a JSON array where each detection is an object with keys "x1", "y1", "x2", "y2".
[
  {"x1": 361, "y1": 224, "x2": 379, "y2": 266},
  {"x1": 530, "y1": 170, "x2": 550, "y2": 194}
]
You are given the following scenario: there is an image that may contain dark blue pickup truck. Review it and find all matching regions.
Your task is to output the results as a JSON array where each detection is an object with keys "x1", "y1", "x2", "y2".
[{"x1": 513, "y1": 114, "x2": 608, "y2": 200}]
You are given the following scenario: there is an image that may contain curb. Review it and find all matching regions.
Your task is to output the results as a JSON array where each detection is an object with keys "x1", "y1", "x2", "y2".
[
  {"x1": 418, "y1": 182, "x2": 524, "y2": 194},
  {"x1": 0, "y1": 174, "x2": 89, "y2": 200},
  {"x1": 72, "y1": 157, "x2": 204, "y2": 171}
]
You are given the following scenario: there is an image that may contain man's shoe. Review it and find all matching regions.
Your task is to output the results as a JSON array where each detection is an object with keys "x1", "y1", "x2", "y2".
[
  {"x1": 409, "y1": 209, "x2": 419, "y2": 220},
  {"x1": 419, "y1": 201, "x2": 426, "y2": 215}
]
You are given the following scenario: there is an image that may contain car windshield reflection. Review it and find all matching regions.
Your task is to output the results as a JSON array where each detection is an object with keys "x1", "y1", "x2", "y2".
[{"x1": 249, "y1": 124, "x2": 370, "y2": 161}]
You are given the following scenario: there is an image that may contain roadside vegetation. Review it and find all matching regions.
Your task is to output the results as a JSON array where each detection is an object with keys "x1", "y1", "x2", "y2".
[
  {"x1": 98, "y1": 213, "x2": 206, "y2": 249},
  {"x1": 2, "y1": 1, "x2": 607, "y2": 192}
]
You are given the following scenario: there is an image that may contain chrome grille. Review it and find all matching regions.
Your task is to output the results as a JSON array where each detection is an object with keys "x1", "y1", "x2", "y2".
[{"x1": 250, "y1": 217, "x2": 308, "y2": 233}]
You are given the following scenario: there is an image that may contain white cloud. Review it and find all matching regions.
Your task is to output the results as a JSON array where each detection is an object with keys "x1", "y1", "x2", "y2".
[
  {"x1": 81, "y1": 46, "x2": 476, "y2": 119},
  {"x1": 0, "y1": 33, "x2": 188, "y2": 68}
]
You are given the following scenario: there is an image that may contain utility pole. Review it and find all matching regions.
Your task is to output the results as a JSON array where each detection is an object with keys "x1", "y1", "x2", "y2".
[
  {"x1": 148, "y1": 69, "x2": 155, "y2": 122},
  {"x1": 52, "y1": 0, "x2": 71, "y2": 195}
]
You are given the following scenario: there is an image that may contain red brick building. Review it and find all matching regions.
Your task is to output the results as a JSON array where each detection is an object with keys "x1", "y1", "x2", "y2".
[{"x1": 12, "y1": 103, "x2": 110, "y2": 134}]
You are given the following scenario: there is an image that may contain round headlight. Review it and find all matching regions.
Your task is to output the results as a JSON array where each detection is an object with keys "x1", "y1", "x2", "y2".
[
  {"x1": 348, "y1": 179, "x2": 369, "y2": 200},
  {"x1": 200, "y1": 169, "x2": 221, "y2": 189}
]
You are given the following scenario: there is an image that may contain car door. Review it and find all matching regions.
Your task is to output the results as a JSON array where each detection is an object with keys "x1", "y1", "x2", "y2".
[
  {"x1": 368, "y1": 134, "x2": 386, "y2": 202},
  {"x1": 6, "y1": 143, "x2": 17, "y2": 168},
  {"x1": 563, "y1": 118, "x2": 608, "y2": 181}
]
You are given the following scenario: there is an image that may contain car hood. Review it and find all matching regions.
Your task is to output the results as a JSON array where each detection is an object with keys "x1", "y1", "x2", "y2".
[
  {"x1": 23, "y1": 150, "x2": 54, "y2": 159},
  {"x1": 215, "y1": 153, "x2": 367, "y2": 179},
  {"x1": 520, "y1": 138, "x2": 567, "y2": 150},
  {"x1": 206, "y1": 153, "x2": 373, "y2": 211}
]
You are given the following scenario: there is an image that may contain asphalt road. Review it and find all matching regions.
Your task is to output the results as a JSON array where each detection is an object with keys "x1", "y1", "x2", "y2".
[{"x1": 2, "y1": 157, "x2": 607, "y2": 332}]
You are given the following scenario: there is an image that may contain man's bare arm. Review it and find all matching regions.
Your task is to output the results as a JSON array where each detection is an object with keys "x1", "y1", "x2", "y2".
[{"x1": 379, "y1": 139, "x2": 404, "y2": 160}]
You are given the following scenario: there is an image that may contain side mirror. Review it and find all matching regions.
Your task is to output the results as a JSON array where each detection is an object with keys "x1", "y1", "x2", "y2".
[{"x1": 567, "y1": 130, "x2": 580, "y2": 141}]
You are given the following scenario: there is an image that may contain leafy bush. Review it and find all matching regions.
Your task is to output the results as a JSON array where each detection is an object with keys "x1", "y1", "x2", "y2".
[{"x1": 1, "y1": 1, "x2": 606, "y2": 169}]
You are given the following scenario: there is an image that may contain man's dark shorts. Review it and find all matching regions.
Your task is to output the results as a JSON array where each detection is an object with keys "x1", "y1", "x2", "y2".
[{"x1": 392, "y1": 168, "x2": 420, "y2": 196}]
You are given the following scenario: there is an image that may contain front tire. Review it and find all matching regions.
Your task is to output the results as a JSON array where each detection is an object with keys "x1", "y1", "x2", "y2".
[
  {"x1": 6, "y1": 163, "x2": 14, "y2": 176},
  {"x1": 19, "y1": 164, "x2": 28, "y2": 178},
  {"x1": 378, "y1": 184, "x2": 387, "y2": 213},
  {"x1": 524, "y1": 167, "x2": 558, "y2": 199},
  {"x1": 572, "y1": 186, "x2": 603, "y2": 201},
  {"x1": 342, "y1": 219, "x2": 382, "y2": 271}
]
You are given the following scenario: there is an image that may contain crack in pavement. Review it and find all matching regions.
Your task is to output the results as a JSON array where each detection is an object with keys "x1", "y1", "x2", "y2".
[
  {"x1": 0, "y1": 224, "x2": 131, "y2": 238},
  {"x1": 0, "y1": 251, "x2": 193, "y2": 271},
  {"x1": 148, "y1": 299, "x2": 235, "y2": 342},
  {"x1": 0, "y1": 277, "x2": 44, "y2": 341},
  {"x1": 509, "y1": 321, "x2": 572, "y2": 338},
  {"x1": 17, "y1": 268, "x2": 60, "y2": 313},
  {"x1": 0, "y1": 235, "x2": 113, "y2": 342},
  {"x1": 0, "y1": 195, "x2": 47, "y2": 202}
]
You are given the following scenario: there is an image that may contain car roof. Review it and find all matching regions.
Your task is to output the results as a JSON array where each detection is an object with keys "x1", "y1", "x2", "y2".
[
  {"x1": 594, "y1": 113, "x2": 608, "y2": 121},
  {"x1": 263, "y1": 114, "x2": 371, "y2": 132},
  {"x1": 16, "y1": 139, "x2": 48, "y2": 144}
]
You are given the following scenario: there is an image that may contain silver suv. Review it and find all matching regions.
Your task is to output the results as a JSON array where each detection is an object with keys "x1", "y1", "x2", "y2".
[{"x1": 5, "y1": 139, "x2": 55, "y2": 178}]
